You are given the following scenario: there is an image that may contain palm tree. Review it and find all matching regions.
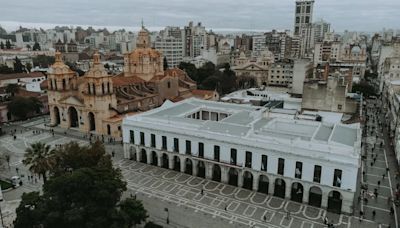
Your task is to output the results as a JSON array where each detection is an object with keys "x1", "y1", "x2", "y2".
[{"x1": 23, "y1": 142, "x2": 55, "y2": 183}]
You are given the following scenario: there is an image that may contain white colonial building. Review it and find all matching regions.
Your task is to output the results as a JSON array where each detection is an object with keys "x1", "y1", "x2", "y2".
[{"x1": 122, "y1": 98, "x2": 361, "y2": 214}]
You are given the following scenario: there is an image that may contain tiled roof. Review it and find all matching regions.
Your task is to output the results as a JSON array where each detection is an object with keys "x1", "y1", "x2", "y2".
[
  {"x1": 112, "y1": 75, "x2": 145, "y2": 87},
  {"x1": 0, "y1": 72, "x2": 45, "y2": 80}
]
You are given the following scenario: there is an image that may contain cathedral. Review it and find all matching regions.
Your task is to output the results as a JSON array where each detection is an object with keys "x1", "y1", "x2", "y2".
[{"x1": 47, "y1": 25, "x2": 198, "y2": 138}]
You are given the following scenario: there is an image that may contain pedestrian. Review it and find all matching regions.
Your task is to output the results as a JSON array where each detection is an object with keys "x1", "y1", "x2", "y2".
[
  {"x1": 323, "y1": 216, "x2": 328, "y2": 224},
  {"x1": 378, "y1": 180, "x2": 381, "y2": 187},
  {"x1": 286, "y1": 211, "x2": 290, "y2": 219},
  {"x1": 34, "y1": 178, "x2": 37, "y2": 183},
  {"x1": 373, "y1": 157, "x2": 377, "y2": 163},
  {"x1": 201, "y1": 189, "x2": 204, "y2": 195},
  {"x1": 372, "y1": 210, "x2": 376, "y2": 218},
  {"x1": 362, "y1": 171, "x2": 365, "y2": 176},
  {"x1": 224, "y1": 205, "x2": 227, "y2": 211},
  {"x1": 390, "y1": 207, "x2": 394, "y2": 216},
  {"x1": 28, "y1": 175, "x2": 30, "y2": 181},
  {"x1": 16, "y1": 167, "x2": 19, "y2": 174},
  {"x1": 382, "y1": 174, "x2": 385, "y2": 180},
  {"x1": 359, "y1": 211, "x2": 363, "y2": 222},
  {"x1": 111, "y1": 150, "x2": 115, "y2": 157},
  {"x1": 386, "y1": 167, "x2": 390, "y2": 173},
  {"x1": 388, "y1": 196, "x2": 392, "y2": 204}
]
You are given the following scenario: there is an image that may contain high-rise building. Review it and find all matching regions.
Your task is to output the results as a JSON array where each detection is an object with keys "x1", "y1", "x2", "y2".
[
  {"x1": 313, "y1": 19, "x2": 331, "y2": 43},
  {"x1": 252, "y1": 35, "x2": 267, "y2": 57},
  {"x1": 293, "y1": 0, "x2": 315, "y2": 57},
  {"x1": 184, "y1": 22, "x2": 207, "y2": 58},
  {"x1": 155, "y1": 27, "x2": 184, "y2": 68}
]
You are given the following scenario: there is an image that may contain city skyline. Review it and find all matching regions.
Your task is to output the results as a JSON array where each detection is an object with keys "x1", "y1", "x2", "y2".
[{"x1": 0, "y1": 0, "x2": 399, "y2": 33}]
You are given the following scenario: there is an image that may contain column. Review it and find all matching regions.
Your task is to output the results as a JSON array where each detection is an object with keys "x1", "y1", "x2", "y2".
[
  {"x1": 157, "y1": 153, "x2": 162, "y2": 167},
  {"x1": 303, "y1": 189, "x2": 309, "y2": 204},
  {"x1": 238, "y1": 171, "x2": 244, "y2": 188},
  {"x1": 123, "y1": 143, "x2": 130, "y2": 159},
  {"x1": 221, "y1": 167, "x2": 229, "y2": 184},
  {"x1": 180, "y1": 156, "x2": 185, "y2": 173},
  {"x1": 192, "y1": 160, "x2": 198, "y2": 176},
  {"x1": 168, "y1": 155, "x2": 174, "y2": 170},
  {"x1": 252, "y1": 173, "x2": 259, "y2": 191},
  {"x1": 269, "y1": 176, "x2": 275, "y2": 195},
  {"x1": 146, "y1": 150, "x2": 152, "y2": 165},
  {"x1": 285, "y1": 182, "x2": 292, "y2": 200},
  {"x1": 321, "y1": 192, "x2": 328, "y2": 209},
  {"x1": 137, "y1": 148, "x2": 142, "y2": 162},
  {"x1": 205, "y1": 163, "x2": 213, "y2": 180}
]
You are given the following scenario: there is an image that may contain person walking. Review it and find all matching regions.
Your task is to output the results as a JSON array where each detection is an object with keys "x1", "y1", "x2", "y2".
[
  {"x1": 390, "y1": 207, "x2": 394, "y2": 216},
  {"x1": 372, "y1": 210, "x2": 376, "y2": 219},
  {"x1": 286, "y1": 211, "x2": 291, "y2": 219},
  {"x1": 382, "y1": 174, "x2": 386, "y2": 180}
]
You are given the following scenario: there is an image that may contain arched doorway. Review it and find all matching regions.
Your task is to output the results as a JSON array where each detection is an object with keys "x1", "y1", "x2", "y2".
[
  {"x1": 327, "y1": 191, "x2": 342, "y2": 214},
  {"x1": 140, "y1": 149, "x2": 147, "y2": 163},
  {"x1": 151, "y1": 151, "x2": 158, "y2": 166},
  {"x1": 258, "y1": 175, "x2": 269, "y2": 194},
  {"x1": 173, "y1": 156, "x2": 181, "y2": 171},
  {"x1": 88, "y1": 112, "x2": 95, "y2": 131},
  {"x1": 290, "y1": 182, "x2": 304, "y2": 203},
  {"x1": 228, "y1": 168, "x2": 238, "y2": 186},
  {"x1": 129, "y1": 146, "x2": 136, "y2": 161},
  {"x1": 185, "y1": 159, "x2": 193, "y2": 175},
  {"x1": 212, "y1": 165, "x2": 221, "y2": 182},
  {"x1": 243, "y1": 171, "x2": 253, "y2": 190},
  {"x1": 197, "y1": 161, "x2": 205, "y2": 178},
  {"x1": 274, "y1": 178, "x2": 286, "y2": 198},
  {"x1": 53, "y1": 107, "x2": 60, "y2": 125},
  {"x1": 309, "y1": 186, "x2": 322, "y2": 208},
  {"x1": 68, "y1": 107, "x2": 78, "y2": 128},
  {"x1": 162, "y1": 154, "x2": 169, "y2": 169}
]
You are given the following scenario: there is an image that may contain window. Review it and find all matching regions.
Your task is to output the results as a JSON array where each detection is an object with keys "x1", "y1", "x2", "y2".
[
  {"x1": 102, "y1": 83, "x2": 105, "y2": 94},
  {"x1": 62, "y1": 79, "x2": 66, "y2": 90},
  {"x1": 167, "y1": 81, "x2": 171, "y2": 88},
  {"x1": 185, "y1": 140, "x2": 191, "y2": 155},
  {"x1": 107, "y1": 82, "x2": 111, "y2": 93},
  {"x1": 278, "y1": 158, "x2": 285, "y2": 175},
  {"x1": 162, "y1": 136, "x2": 167, "y2": 150},
  {"x1": 306, "y1": 5, "x2": 311, "y2": 13},
  {"x1": 129, "y1": 130, "x2": 134, "y2": 144},
  {"x1": 338, "y1": 104, "x2": 342, "y2": 110},
  {"x1": 198, "y1": 142, "x2": 204, "y2": 158},
  {"x1": 87, "y1": 83, "x2": 91, "y2": 94},
  {"x1": 296, "y1": 6, "x2": 301, "y2": 13},
  {"x1": 305, "y1": 16, "x2": 310, "y2": 23},
  {"x1": 92, "y1": 84, "x2": 96, "y2": 95},
  {"x1": 230, "y1": 149, "x2": 237, "y2": 165},
  {"x1": 333, "y1": 169, "x2": 342, "y2": 187},
  {"x1": 261, "y1": 155, "x2": 268, "y2": 171},
  {"x1": 214, "y1": 145, "x2": 220, "y2": 162},
  {"x1": 313, "y1": 165, "x2": 321, "y2": 183},
  {"x1": 296, "y1": 17, "x2": 300, "y2": 23},
  {"x1": 245, "y1": 151, "x2": 252, "y2": 168},
  {"x1": 295, "y1": 161, "x2": 302, "y2": 179},
  {"x1": 151, "y1": 134, "x2": 156, "y2": 148},
  {"x1": 173, "y1": 138, "x2": 179, "y2": 152},
  {"x1": 140, "y1": 132, "x2": 145, "y2": 145}
]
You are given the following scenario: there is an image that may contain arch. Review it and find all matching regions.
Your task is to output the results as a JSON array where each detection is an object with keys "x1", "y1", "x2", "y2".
[
  {"x1": 185, "y1": 158, "x2": 193, "y2": 175},
  {"x1": 87, "y1": 83, "x2": 91, "y2": 94},
  {"x1": 53, "y1": 107, "x2": 61, "y2": 126},
  {"x1": 107, "y1": 82, "x2": 111, "y2": 93},
  {"x1": 102, "y1": 83, "x2": 105, "y2": 94},
  {"x1": 243, "y1": 171, "x2": 253, "y2": 190},
  {"x1": 129, "y1": 146, "x2": 137, "y2": 161},
  {"x1": 88, "y1": 112, "x2": 95, "y2": 131},
  {"x1": 228, "y1": 168, "x2": 238, "y2": 186},
  {"x1": 68, "y1": 107, "x2": 79, "y2": 128},
  {"x1": 140, "y1": 149, "x2": 147, "y2": 163},
  {"x1": 274, "y1": 178, "x2": 286, "y2": 198},
  {"x1": 327, "y1": 190, "x2": 342, "y2": 214},
  {"x1": 197, "y1": 161, "x2": 205, "y2": 178},
  {"x1": 151, "y1": 151, "x2": 158, "y2": 166},
  {"x1": 62, "y1": 79, "x2": 66, "y2": 90},
  {"x1": 308, "y1": 186, "x2": 322, "y2": 208},
  {"x1": 290, "y1": 182, "x2": 304, "y2": 203},
  {"x1": 92, "y1": 83, "x2": 96, "y2": 95},
  {"x1": 173, "y1": 156, "x2": 181, "y2": 171},
  {"x1": 212, "y1": 164, "x2": 221, "y2": 182},
  {"x1": 162, "y1": 153, "x2": 169, "y2": 169},
  {"x1": 258, "y1": 175, "x2": 269, "y2": 194}
]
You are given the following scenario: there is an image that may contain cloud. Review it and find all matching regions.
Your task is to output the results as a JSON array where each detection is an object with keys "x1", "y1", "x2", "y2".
[{"x1": 0, "y1": 0, "x2": 399, "y2": 32}]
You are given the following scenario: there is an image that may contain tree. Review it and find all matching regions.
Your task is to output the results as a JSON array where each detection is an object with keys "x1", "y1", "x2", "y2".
[
  {"x1": 26, "y1": 62, "x2": 32, "y2": 72},
  {"x1": 32, "y1": 55, "x2": 55, "y2": 68},
  {"x1": 32, "y1": 42, "x2": 41, "y2": 51},
  {"x1": 163, "y1": 56, "x2": 169, "y2": 70},
  {"x1": 5, "y1": 39, "x2": 11, "y2": 49},
  {"x1": 0, "y1": 41, "x2": 4, "y2": 49},
  {"x1": 0, "y1": 64, "x2": 14, "y2": 74},
  {"x1": 5, "y1": 83, "x2": 19, "y2": 97},
  {"x1": 7, "y1": 96, "x2": 43, "y2": 119},
  {"x1": 13, "y1": 56, "x2": 25, "y2": 73},
  {"x1": 178, "y1": 62, "x2": 198, "y2": 81},
  {"x1": 23, "y1": 142, "x2": 55, "y2": 183},
  {"x1": 104, "y1": 63, "x2": 110, "y2": 69},
  {"x1": 14, "y1": 142, "x2": 141, "y2": 228},
  {"x1": 352, "y1": 81, "x2": 376, "y2": 98},
  {"x1": 26, "y1": 44, "x2": 31, "y2": 51}
]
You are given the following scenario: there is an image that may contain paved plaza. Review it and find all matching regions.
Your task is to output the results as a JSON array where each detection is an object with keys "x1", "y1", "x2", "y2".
[{"x1": 0, "y1": 109, "x2": 399, "y2": 227}]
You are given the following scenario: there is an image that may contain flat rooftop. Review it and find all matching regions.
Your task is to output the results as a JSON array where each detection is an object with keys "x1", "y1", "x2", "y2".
[{"x1": 123, "y1": 98, "x2": 361, "y2": 164}]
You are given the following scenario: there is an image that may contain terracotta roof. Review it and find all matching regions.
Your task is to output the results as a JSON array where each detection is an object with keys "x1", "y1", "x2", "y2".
[
  {"x1": 192, "y1": 89, "x2": 216, "y2": 97},
  {"x1": 112, "y1": 75, "x2": 145, "y2": 87},
  {"x1": 0, "y1": 72, "x2": 45, "y2": 81},
  {"x1": 164, "y1": 68, "x2": 187, "y2": 77}
]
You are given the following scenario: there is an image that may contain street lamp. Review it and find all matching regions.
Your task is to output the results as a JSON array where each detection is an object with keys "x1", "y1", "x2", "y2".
[{"x1": 164, "y1": 208, "x2": 169, "y2": 224}]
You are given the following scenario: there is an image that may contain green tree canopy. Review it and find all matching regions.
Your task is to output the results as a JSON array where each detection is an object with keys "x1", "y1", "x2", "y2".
[
  {"x1": 5, "y1": 83, "x2": 19, "y2": 96},
  {"x1": 32, "y1": 55, "x2": 55, "y2": 68},
  {"x1": 178, "y1": 62, "x2": 197, "y2": 81},
  {"x1": 13, "y1": 56, "x2": 25, "y2": 73},
  {"x1": 5, "y1": 40, "x2": 11, "y2": 49},
  {"x1": 7, "y1": 96, "x2": 43, "y2": 120},
  {"x1": 0, "y1": 64, "x2": 14, "y2": 74},
  {"x1": 352, "y1": 81, "x2": 376, "y2": 98},
  {"x1": 0, "y1": 41, "x2": 4, "y2": 49},
  {"x1": 15, "y1": 142, "x2": 148, "y2": 228},
  {"x1": 32, "y1": 42, "x2": 41, "y2": 51}
]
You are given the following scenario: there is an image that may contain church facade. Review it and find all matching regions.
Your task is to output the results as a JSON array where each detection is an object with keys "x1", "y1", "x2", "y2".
[{"x1": 47, "y1": 26, "x2": 198, "y2": 138}]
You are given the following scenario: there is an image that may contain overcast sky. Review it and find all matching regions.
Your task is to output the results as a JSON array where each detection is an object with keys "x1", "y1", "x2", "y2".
[{"x1": 0, "y1": 0, "x2": 399, "y2": 32}]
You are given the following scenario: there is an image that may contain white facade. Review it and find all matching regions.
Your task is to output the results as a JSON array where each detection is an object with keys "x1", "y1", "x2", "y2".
[
  {"x1": 155, "y1": 27, "x2": 184, "y2": 68},
  {"x1": 252, "y1": 35, "x2": 267, "y2": 57},
  {"x1": 122, "y1": 98, "x2": 361, "y2": 214}
]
